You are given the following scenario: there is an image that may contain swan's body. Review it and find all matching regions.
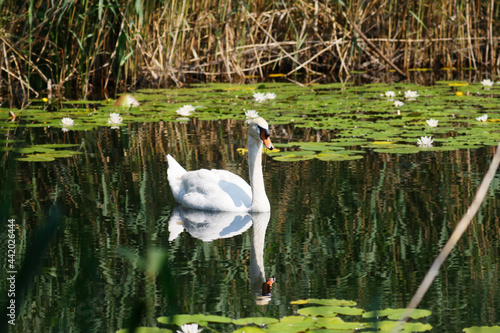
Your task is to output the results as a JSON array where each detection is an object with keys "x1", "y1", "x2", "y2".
[{"x1": 167, "y1": 117, "x2": 273, "y2": 212}]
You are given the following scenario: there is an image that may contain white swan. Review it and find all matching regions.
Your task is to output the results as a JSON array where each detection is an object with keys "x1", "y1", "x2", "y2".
[{"x1": 167, "y1": 117, "x2": 273, "y2": 212}]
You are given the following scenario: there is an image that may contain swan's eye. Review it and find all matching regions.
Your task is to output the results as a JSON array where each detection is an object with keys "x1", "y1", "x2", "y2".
[{"x1": 258, "y1": 126, "x2": 270, "y2": 139}]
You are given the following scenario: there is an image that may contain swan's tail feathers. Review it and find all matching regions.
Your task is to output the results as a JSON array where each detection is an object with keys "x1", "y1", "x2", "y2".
[{"x1": 167, "y1": 154, "x2": 187, "y2": 201}]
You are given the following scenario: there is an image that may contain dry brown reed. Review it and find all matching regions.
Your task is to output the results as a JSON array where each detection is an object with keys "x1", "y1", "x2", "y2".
[{"x1": 0, "y1": 0, "x2": 498, "y2": 102}]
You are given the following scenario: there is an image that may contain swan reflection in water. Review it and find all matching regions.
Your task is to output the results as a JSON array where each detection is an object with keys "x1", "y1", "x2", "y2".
[{"x1": 168, "y1": 206, "x2": 275, "y2": 303}]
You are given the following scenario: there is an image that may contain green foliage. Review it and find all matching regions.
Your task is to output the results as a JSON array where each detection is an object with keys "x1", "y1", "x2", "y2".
[
  {"x1": 117, "y1": 328, "x2": 172, "y2": 333},
  {"x1": 0, "y1": 0, "x2": 497, "y2": 101},
  {"x1": 157, "y1": 314, "x2": 232, "y2": 326},
  {"x1": 15, "y1": 144, "x2": 81, "y2": 162},
  {"x1": 463, "y1": 326, "x2": 500, "y2": 333},
  {"x1": 4, "y1": 81, "x2": 500, "y2": 162},
  {"x1": 232, "y1": 317, "x2": 279, "y2": 326},
  {"x1": 290, "y1": 299, "x2": 357, "y2": 306},
  {"x1": 143, "y1": 298, "x2": 432, "y2": 333},
  {"x1": 363, "y1": 308, "x2": 432, "y2": 320}
]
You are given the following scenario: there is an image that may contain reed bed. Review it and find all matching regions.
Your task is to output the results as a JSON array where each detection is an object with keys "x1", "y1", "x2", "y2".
[{"x1": 0, "y1": 0, "x2": 498, "y2": 101}]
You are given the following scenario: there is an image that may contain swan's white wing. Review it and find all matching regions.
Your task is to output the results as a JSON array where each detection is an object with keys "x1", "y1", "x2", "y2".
[
  {"x1": 180, "y1": 169, "x2": 252, "y2": 211},
  {"x1": 167, "y1": 154, "x2": 187, "y2": 202}
]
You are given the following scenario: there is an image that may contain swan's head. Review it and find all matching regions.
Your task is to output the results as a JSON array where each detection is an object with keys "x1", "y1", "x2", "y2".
[{"x1": 248, "y1": 117, "x2": 274, "y2": 150}]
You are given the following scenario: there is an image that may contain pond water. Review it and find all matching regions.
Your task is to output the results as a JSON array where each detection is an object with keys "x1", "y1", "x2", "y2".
[{"x1": 1, "y1": 82, "x2": 500, "y2": 332}]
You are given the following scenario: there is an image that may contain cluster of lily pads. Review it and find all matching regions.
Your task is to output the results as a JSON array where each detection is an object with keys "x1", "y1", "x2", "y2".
[
  {"x1": 1, "y1": 80, "x2": 500, "y2": 162},
  {"x1": 115, "y1": 297, "x2": 500, "y2": 333},
  {"x1": 117, "y1": 297, "x2": 434, "y2": 333}
]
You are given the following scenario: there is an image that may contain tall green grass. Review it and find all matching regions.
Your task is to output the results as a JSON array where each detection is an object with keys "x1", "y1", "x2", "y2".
[{"x1": 0, "y1": 0, "x2": 498, "y2": 102}]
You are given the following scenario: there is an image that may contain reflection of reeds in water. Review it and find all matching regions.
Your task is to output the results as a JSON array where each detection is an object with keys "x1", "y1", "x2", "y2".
[
  {"x1": 0, "y1": 0, "x2": 498, "y2": 101},
  {"x1": 2, "y1": 122, "x2": 499, "y2": 331}
]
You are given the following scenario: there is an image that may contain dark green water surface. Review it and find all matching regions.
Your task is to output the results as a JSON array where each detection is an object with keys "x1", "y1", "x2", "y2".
[{"x1": 1, "y1": 117, "x2": 499, "y2": 332}]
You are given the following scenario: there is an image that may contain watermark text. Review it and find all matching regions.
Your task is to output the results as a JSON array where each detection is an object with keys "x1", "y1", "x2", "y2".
[{"x1": 6, "y1": 219, "x2": 16, "y2": 325}]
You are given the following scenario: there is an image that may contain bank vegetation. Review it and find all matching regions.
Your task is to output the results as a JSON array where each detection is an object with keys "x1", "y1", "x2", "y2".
[{"x1": 0, "y1": 0, "x2": 498, "y2": 101}]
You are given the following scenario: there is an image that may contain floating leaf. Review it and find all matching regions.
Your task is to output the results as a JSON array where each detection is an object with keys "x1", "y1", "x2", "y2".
[
  {"x1": 16, "y1": 147, "x2": 56, "y2": 154},
  {"x1": 201, "y1": 315, "x2": 233, "y2": 323},
  {"x1": 463, "y1": 326, "x2": 500, "y2": 333},
  {"x1": 298, "y1": 306, "x2": 364, "y2": 317},
  {"x1": 233, "y1": 317, "x2": 279, "y2": 326},
  {"x1": 270, "y1": 151, "x2": 316, "y2": 162},
  {"x1": 363, "y1": 308, "x2": 432, "y2": 320},
  {"x1": 157, "y1": 313, "x2": 232, "y2": 326},
  {"x1": 116, "y1": 328, "x2": 172, "y2": 333},
  {"x1": 316, "y1": 152, "x2": 364, "y2": 161},
  {"x1": 39, "y1": 143, "x2": 80, "y2": 148},
  {"x1": 17, "y1": 155, "x2": 56, "y2": 162},
  {"x1": 267, "y1": 316, "x2": 316, "y2": 333},
  {"x1": 291, "y1": 299, "x2": 357, "y2": 307},
  {"x1": 314, "y1": 317, "x2": 364, "y2": 330},
  {"x1": 371, "y1": 321, "x2": 432, "y2": 332},
  {"x1": 372, "y1": 147, "x2": 423, "y2": 154},
  {"x1": 232, "y1": 327, "x2": 266, "y2": 333},
  {"x1": 294, "y1": 142, "x2": 346, "y2": 151}
]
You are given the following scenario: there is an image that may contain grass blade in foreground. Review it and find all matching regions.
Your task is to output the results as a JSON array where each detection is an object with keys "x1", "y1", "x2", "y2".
[{"x1": 391, "y1": 141, "x2": 500, "y2": 333}]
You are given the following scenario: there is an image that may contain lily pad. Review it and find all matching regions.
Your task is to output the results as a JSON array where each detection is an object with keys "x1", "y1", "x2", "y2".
[
  {"x1": 316, "y1": 152, "x2": 364, "y2": 161},
  {"x1": 7, "y1": 81, "x2": 500, "y2": 159},
  {"x1": 233, "y1": 327, "x2": 266, "y2": 333},
  {"x1": 297, "y1": 306, "x2": 364, "y2": 317},
  {"x1": 463, "y1": 326, "x2": 500, "y2": 333},
  {"x1": 266, "y1": 316, "x2": 316, "y2": 333},
  {"x1": 284, "y1": 142, "x2": 346, "y2": 151},
  {"x1": 290, "y1": 299, "x2": 357, "y2": 306},
  {"x1": 314, "y1": 317, "x2": 364, "y2": 330},
  {"x1": 233, "y1": 317, "x2": 279, "y2": 326},
  {"x1": 370, "y1": 321, "x2": 432, "y2": 332},
  {"x1": 116, "y1": 328, "x2": 172, "y2": 333},
  {"x1": 16, "y1": 155, "x2": 57, "y2": 162},
  {"x1": 363, "y1": 308, "x2": 432, "y2": 320},
  {"x1": 270, "y1": 150, "x2": 316, "y2": 161},
  {"x1": 157, "y1": 314, "x2": 232, "y2": 326},
  {"x1": 16, "y1": 150, "x2": 81, "y2": 162}
]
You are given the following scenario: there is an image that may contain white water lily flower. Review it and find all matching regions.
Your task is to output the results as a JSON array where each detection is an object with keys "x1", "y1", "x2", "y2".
[
  {"x1": 61, "y1": 117, "x2": 75, "y2": 126},
  {"x1": 480, "y1": 79, "x2": 494, "y2": 87},
  {"x1": 245, "y1": 110, "x2": 259, "y2": 123},
  {"x1": 245, "y1": 110, "x2": 259, "y2": 119},
  {"x1": 417, "y1": 136, "x2": 434, "y2": 147},
  {"x1": 181, "y1": 105, "x2": 196, "y2": 112},
  {"x1": 264, "y1": 92, "x2": 276, "y2": 100},
  {"x1": 384, "y1": 91, "x2": 396, "y2": 98},
  {"x1": 394, "y1": 100, "x2": 404, "y2": 107},
  {"x1": 404, "y1": 90, "x2": 420, "y2": 99},
  {"x1": 476, "y1": 114, "x2": 488, "y2": 122},
  {"x1": 177, "y1": 323, "x2": 203, "y2": 333},
  {"x1": 176, "y1": 105, "x2": 194, "y2": 117},
  {"x1": 253, "y1": 92, "x2": 267, "y2": 103},
  {"x1": 426, "y1": 119, "x2": 439, "y2": 127},
  {"x1": 108, "y1": 113, "x2": 122, "y2": 125}
]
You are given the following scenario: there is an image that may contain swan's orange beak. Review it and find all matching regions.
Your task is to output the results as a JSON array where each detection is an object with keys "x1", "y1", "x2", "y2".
[{"x1": 260, "y1": 130, "x2": 274, "y2": 150}]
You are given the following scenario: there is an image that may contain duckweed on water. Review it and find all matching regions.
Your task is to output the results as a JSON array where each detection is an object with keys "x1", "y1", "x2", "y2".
[{"x1": 2, "y1": 82, "x2": 499, "y2": 162}]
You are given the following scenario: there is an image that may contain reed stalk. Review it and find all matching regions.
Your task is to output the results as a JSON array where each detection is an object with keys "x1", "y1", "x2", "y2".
[{"x1": 0, "y1": 0, "x2": 498, "y2": 103}]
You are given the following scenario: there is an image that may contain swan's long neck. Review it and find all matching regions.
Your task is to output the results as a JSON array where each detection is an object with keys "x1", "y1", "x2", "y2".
[{"x1": 248, "y1": 136, "x2": 270, "y2": 212}]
